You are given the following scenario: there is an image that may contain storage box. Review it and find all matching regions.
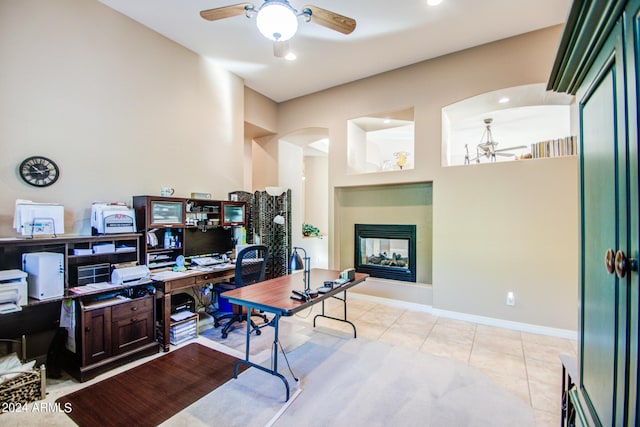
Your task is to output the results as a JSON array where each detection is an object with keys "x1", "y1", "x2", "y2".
[
  {"x1": 73, "y1": 248, "x2": 93, "y2": 256},
  {"x1": 170, "y1": 313, "x2": 198, "y2": 345},
  {"x1": 92, "y1": 243, "x2": 115, "y2": 254}
]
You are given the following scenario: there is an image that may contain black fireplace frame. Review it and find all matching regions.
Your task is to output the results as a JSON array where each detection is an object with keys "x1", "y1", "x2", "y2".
[{"x1": 354, "y1": 224, "x2": 416, "y2": 282}]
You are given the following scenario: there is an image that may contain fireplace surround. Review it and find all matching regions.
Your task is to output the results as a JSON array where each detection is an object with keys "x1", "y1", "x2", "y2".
[{"x1": 354, "y1": 224, "x2": 416, "y2": 282}]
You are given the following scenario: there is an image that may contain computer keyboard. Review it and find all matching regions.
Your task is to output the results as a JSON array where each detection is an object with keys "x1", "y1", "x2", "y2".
[{"x1": 191, "y1": 256, "x2": 219, "y2": 266}]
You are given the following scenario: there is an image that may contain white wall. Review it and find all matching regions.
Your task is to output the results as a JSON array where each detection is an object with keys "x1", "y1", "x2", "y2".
[
  {"x1": 0, "y1": 0, "x2": 245, "y2": 235},
  {"x1": 304, "y1": 156, "x2": 329, "y2": 234},
  {"x1": 278, "y1": 141, "x2": 304, "y2": 249}
]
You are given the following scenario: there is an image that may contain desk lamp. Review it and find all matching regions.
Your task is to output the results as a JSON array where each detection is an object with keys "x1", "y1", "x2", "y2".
[{"x1": 289, "y1": 247, "x2": 316, "y2": 297}]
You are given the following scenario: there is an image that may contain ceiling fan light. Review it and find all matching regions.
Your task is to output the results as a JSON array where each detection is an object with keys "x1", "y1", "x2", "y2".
[{"x1": 256, "y1": 2, "x2": 298, "y2": 41}]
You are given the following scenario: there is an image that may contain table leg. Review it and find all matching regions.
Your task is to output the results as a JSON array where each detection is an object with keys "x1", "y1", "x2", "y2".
[
  {"x1": 313, "y1": 290, "x2": 357, "y2": 338},
  {"x1": 233, "y1": 311, "x2": 290, "y2": 401}
]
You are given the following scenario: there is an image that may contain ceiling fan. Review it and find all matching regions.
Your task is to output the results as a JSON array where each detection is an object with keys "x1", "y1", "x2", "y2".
[
  {"x1": 200, "y1": 1, "x2": 356, "y2": 57},
  {"x1": 464, "y1": 118, "x2": 528, "y2": 164}
]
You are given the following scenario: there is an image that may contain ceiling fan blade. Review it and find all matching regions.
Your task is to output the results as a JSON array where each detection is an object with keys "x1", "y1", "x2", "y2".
[
  {"x1": 273, "y1": 40, "x2": 290, "y2": 58},
  {"x1": 200, "y1": 3, "x2": 254, "y2": 21},
  {"x1": 302, "y1": 5, "x2": 356, "y2": 34}
]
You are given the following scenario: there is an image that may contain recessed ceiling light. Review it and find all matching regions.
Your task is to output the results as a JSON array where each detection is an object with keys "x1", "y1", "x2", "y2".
[
  {"x1": 498, "y1": 97, "x2": 510, "y2": 104},
  {"x1": 427, "y1": 0, "x2": 443, "y2": 6},
  {"x1": 285, "y1": 52, "x2": 297, "y2": 61},
  {"x1": 383, "y1": 119, "x2": 392, "y2": 124}
]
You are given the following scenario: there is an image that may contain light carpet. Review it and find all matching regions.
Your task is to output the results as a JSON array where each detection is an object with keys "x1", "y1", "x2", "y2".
[{"x1": 189, "y1": 318, "x2": 535, "y2": 427}]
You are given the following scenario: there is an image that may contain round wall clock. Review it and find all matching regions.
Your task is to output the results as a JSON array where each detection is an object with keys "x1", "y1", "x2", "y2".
[{"x1": 19, "y1": 156, "x2": 60, "y2": 187}]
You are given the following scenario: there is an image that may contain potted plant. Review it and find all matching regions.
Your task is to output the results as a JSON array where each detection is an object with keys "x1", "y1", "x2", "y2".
[{"x1": 302, "y1": 223, "x2": 321, "y2": 237}]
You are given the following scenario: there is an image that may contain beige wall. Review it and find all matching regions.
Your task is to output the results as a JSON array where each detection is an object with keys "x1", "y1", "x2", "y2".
[
  {"x1": 251, "y1": 136, "x2": 279, "y2": 192},
  {"x1": 244, "y1": 88, "x2": 277, "y2": 133},
  {"x1": 276, "y1": 26, "x2": 579, "y2": 331},
  {"x1": 0, "y1": 0, "x2": 245, "y2": 235},
  {"x1": 245, "y1": 88, "x2": 278, "y2": 192},
  {"x1": 435, "y1": 158, "x2": 577, "y2": 329},
  {"x1": 336, "y1": 183, "x2": 433, "y2": 284}
]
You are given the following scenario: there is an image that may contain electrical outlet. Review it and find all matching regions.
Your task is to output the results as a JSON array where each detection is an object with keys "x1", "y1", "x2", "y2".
[{"x1": 506, "y1": 291, "x2": 515, "y2": 306}]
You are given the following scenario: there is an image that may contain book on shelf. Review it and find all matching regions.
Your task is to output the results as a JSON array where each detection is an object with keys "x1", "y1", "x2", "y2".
[{"x1": 531, "y1": 136, "x2": 577, "y2": 158}]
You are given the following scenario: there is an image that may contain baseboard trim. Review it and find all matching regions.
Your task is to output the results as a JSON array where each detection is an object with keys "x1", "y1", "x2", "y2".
[
  {"x1": 349, "y1": 292, "x2": 577, "y2": 340},
  {"x1": 349, "y1": 292, "x2": 432, "y2": 313}
]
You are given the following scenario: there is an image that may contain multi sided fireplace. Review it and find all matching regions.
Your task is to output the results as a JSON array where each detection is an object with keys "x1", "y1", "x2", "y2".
[{"x1": 354, "y1": 224, "x2": 416, "y2": 282}]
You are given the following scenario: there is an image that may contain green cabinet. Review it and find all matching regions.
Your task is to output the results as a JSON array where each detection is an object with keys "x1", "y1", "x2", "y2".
[{"x1": 549, "y1": 0, "x2": 639, "y2": 425}]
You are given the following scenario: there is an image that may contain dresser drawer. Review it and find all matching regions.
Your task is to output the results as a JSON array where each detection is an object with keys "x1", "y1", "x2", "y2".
[
  {"x1": 111, "y1": 296, "x2": 153, "y2": 321},
  {"x1": 164, "y1": 276, "x2": 196, "y2": 290}
]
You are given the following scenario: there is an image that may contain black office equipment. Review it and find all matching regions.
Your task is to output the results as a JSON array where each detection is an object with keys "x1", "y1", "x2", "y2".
[
  {"x1": 171, "y1": 292, "x2": 195, "y2": 314},
  {"x1": 213, "y1": 245, "x2": 269, "y2": 338}
]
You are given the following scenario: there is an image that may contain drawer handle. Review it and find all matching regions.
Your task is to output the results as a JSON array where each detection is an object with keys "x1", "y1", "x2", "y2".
[
  {"x1": 131, "y1": 306, "x2": 138, "y2": 311},
  {"x1": 604, "y1": 248, "x2": 615, "y2": 274}
]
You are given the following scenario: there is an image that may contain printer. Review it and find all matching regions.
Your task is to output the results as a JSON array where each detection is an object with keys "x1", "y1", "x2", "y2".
[
  {"x1": 0, "y1": 270, "x2": 28, "y2": 313},
  {"x1": 91, "y1": 202, "x2": 136, "y2": 235},
  {"x1": 111, "y1": 265, "x2": 151, "y2": 286}
]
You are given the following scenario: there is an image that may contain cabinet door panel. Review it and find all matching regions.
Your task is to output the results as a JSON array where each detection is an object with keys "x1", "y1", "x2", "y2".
[
  {"x1": 578, "y1": 22, "x2": 628, "y2": 427},
  {"x1": 112, "y1": 310, "x2": 154, "y2": 354},
  {"x1": 624, "y1": 0, "x2": 640, "y2": 423},
  {"x1": 82, "y1": 307, "x2": 112, "y2": 365}
]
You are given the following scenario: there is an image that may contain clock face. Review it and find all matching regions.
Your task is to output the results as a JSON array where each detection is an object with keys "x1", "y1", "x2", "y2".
[{"x1": 19, "y1": 156, "x2": 60, "y2": 187}]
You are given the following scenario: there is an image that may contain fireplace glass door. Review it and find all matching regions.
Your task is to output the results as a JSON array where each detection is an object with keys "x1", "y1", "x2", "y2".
[
  {"x1": 359, "y1": 237, "x2": 410, "y2": 270},
  {"x1": 354, "y1": 224, "x2": 416, "y2": 282}
]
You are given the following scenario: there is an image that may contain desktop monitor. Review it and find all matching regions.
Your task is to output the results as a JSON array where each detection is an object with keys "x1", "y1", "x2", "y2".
[{"x1": 184, "y1": 227, "x2": 233, "y2": 258}]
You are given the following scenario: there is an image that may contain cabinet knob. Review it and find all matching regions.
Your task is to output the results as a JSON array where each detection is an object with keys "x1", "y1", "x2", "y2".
[
  {"x1": 615, "y1": 250, "x2": 638, "y2": 278},
  {"x1": 605, "y1": 249, "x2": 615, "y2": 274},
  {"x1": 131, "y1": 318, "x2": 137, "y2": 323},
  {"x1": 131, "y1": 306, "x2": 137, "y2": 311},
  {"x1": 85, "y1": 327, "x2": 91, "y2": 332}
]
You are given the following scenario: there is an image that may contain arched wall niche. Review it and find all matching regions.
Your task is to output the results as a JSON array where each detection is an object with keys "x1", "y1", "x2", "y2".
[{"x1": 442, "y1": 83, "x2": 574, "y2": 166}]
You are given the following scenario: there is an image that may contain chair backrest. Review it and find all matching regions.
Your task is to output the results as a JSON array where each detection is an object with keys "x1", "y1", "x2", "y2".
[{"x1": 234, "y1": 245, "x2": 268, "y2": 288}]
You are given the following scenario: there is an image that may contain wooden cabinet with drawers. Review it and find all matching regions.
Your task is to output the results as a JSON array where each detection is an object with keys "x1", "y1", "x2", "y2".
[
  {"x1": 71, "y1": 292, "x2": 157, "y2": 382},
  {"x1": 110, "y1": 296, "x2": 155, "y2": 354}
]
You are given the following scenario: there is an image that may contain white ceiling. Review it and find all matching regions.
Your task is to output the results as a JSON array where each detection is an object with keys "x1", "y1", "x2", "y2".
[{"x1": 98, "y1": 0, "x2": 572, "y2": 103}]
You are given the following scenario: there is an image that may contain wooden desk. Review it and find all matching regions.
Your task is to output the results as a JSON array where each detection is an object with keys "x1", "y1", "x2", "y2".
[
  {"x1": 222, "y1": 268, "x2": 368, "y2": 401},
  {"x1": 152, "y1": 266, "x2": 235, "y2": 352}
]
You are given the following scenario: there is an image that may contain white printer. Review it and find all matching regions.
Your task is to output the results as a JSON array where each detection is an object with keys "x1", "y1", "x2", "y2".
[
  {"x1": 111, "y1": 265, "x2": 151, "y2": 286},
  {"x1": 0, "y1": 269, "x2": 28, "y2": 313},
  {"x1": 91, "y1": 202, "x2": 136, "y2": 235},
  {"x1": 22, "y1": 252, "x2": 65, "y2": 300}
]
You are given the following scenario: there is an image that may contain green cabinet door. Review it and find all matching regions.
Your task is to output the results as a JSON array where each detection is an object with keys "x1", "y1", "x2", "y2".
[
  {"x1": 577, "y1": 21, "x2": 629, "y2": 427},
  {"x1": 624, "y1": 0, "x2": 640, "y2": 423}
]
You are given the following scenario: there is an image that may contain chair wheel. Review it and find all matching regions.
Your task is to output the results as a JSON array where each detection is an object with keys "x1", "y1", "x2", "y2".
[
  {"x1": 255, "y1": 329, "x2": 261, "y2": 336},
  {"x1": 221, "y1": 332, "x2": 228, "y2": 338},
  {"x1": 214, "y1": 321, "x2": 220, "y2": 327}
]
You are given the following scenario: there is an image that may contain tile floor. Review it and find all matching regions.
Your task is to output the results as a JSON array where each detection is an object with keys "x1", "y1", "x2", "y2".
[
  {"x1": 289, "y1": 296, "x2": 577, "y2": 427},
  {"x1": 3, "y1": 296, "x2": 576, "y2": 426}
]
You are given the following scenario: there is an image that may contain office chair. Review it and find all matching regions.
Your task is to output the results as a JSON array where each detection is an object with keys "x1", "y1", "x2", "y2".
[{"x1": 213, "y1": 245, "x2": 269, "y2": 338}]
